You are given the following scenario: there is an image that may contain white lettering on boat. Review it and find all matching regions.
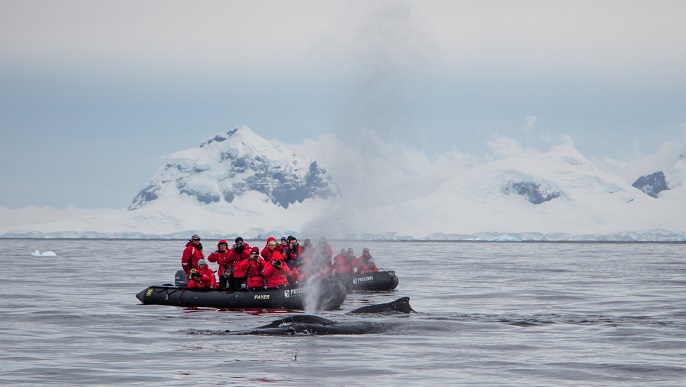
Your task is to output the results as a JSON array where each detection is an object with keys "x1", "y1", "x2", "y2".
[
  {"x1": 284, "y1": 288, "x2": 305, "y2": 298},
  {"x1": 254, "y1": 294, "x2": 270, "y2": 300},
  {"x1": 352, "y1": 276, "x2": 374, "y2": 284}
]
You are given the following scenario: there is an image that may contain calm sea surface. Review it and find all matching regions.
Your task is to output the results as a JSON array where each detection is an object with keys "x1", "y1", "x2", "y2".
[{"x1": 0, "y1": 239, "x2": 684, "y2": 386}]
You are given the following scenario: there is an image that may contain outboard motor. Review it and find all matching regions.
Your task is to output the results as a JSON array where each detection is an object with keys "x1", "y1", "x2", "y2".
[{"x1": 175, "y1": 269, "x2": 188, "y2": 287}]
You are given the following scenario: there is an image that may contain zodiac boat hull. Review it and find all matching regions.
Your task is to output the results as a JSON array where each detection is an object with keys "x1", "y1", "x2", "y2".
[
  {"x1": 338, "y1": 270, "x2": 399, "y2": 291},
  {"x1": 136, "y1": 281, "x2": 348, "y2": 311}
]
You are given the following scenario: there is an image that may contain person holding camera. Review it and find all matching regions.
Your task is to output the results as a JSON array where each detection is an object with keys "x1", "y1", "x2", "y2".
[
  {"x1": 238, "y1": 247, "x2": 266, "y2": 290},
  {"x1": 186, "y1": 259, "x2": 217, "y2": 289},
  {"x1": 282, "y1": 235, "x2": 302, "y2": 270},
  {"x1": 207, "y1": 240, "x2": 231, "y2": 289},
  {"x1": 181, "y1": 234, "x2": 205, "y2": 276},
  {"x1": 262, "y1": 237, "x2": 284, "y2": 262},
  {"x1": 262, "y1": 256, "x2": 292, "y2": 289},
  {"x1": 225, "y1": 237, "x2": 250, "y2": 289}
]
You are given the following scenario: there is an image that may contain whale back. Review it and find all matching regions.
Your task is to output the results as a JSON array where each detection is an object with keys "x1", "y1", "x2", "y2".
[
  {"x1": 257, "y1": 314, "x2": 337, "y2": 329},
  {"x1": 348, "y1": 297, "x2": 414, "y2": 314}
]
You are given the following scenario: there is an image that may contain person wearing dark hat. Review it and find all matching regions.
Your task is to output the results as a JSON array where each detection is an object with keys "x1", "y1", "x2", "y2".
[
  {"x1": 207, "y1": 240, "x2": 231, "y2": 289},
  {"x1": 181, "y1": 234, "x2": 205, "y2": 276},
  {"x1": 282, "y1": 236, "x2": 302, "y2": 270},
  {"x1": 238, "y1": 247, "x2": 265, "y2": 290},
  {"x1": 226, "y1": 236, "x2": 250, "y2": 289}
]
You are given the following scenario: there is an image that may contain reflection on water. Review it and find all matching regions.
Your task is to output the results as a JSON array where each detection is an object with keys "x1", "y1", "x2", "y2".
[{"x1": 0, "y1": 239, "x2": 684, "y2": 385}]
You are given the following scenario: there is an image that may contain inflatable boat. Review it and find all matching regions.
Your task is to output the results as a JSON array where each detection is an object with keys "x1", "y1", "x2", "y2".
[
  {"x1": 338, "y1": 270, "x2": 399, "y2": 291},
  {"x1": 136, "y1": 272, "x2": 348, "y2": 311}
]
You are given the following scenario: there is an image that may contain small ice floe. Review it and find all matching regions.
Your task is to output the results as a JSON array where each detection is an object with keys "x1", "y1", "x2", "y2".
[{"x1": 31, "y1": 250, "x2": 57, "y2": 257}]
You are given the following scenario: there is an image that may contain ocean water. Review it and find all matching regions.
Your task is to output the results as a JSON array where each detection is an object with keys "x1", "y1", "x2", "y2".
[{"x1": 0, "y1": 239, "x2": 684, "y2": 386}]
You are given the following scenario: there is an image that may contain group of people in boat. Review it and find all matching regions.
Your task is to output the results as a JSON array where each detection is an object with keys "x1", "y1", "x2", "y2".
[{"x1": 181, "y1": 234, "x2": 379, "y2": 290}]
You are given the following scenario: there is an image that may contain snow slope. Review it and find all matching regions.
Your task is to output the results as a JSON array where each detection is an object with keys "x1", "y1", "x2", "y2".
[{"x1": 2, "y1": 127, "x2": 684, "y2": 241}]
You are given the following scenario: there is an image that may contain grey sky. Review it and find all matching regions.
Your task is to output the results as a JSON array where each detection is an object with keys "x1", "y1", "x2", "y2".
[{"x1": 1, "y1": 0, "x2": 684, "y2": 208}]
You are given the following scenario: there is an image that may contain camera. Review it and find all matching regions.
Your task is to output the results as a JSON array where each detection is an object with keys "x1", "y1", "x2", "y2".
[
  {"x1": 189, "y1": 270, "x2": 201, "y2": 280},
  {"x1": 272, "y1": 260, "x2": 282, "y2": 268}
]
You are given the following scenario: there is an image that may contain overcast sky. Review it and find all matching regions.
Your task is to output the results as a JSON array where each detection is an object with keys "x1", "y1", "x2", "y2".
[{"x1": 1, "y1": 0, "x2": 685, "y2": 209}]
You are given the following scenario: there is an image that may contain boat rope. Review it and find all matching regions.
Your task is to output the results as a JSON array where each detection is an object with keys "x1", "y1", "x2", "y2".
[
  {"x1": 150, "y1": 286, "x2": 182, "y2": 303},
  {"x1": 178, "y1": 287, "x2": 187, "y2": 304}
]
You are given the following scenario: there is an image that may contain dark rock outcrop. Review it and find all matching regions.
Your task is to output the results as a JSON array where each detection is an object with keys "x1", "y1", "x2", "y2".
[
  {"x1": 632, "y1": 171, "x2": 669, "y2": 198},
  {"x1": 504, "y1": 181, "x2": 560, "y2": 204}
]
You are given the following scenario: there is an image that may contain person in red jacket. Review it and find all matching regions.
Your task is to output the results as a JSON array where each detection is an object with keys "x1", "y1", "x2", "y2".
[
  {"x1": 181, "y1": 234, "x2": 205, "y2": 276},
  {"x1": 316, "y1": 236, "x2": 333, "y2": 260},
  {"x1": 291, "y1": 262, "x2": 306, "y2": 284},
  {"x1": 238, "y1": 247, "x2": 265, "y2": 290},
  {"x1": 207, "y1": 240, "x2": 231, "y2": 289},
  {"x1": 187, "y1": 259, "x2": 217, "y2": 289},
  {"x1": 332, "y1": 248, "x2": 353, "y2": 277},
  {"x1": 300, "y1": 238, "x2": 314, "y2": 261},
  {"x1": 297, "y1": 239, "x2": 315, "y2": 277},
  {"x1": 261, "y1": 237, "x2": 280, "y2": 262},
  {"x1": 282, "y1": 236, "x2": 302, "y2": 270},
  {"x1": 296, "y1": 239, "x2": 332, "y2": 285},
  {"x1": 226, "y1": 237, "x2": 250, "y2": 289},
  {"x1": 354, "y1": 247, "x2": 379, "y2": 274},
  {"x1": 313, "y1": 236, "x2": 333, "y2": 278},
  {"x1": 262, "y1": 256, "x2": 292, "y2": 289}
]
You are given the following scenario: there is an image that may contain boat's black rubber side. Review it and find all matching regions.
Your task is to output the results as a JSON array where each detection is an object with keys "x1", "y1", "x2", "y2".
[{"x1": 136, "y1": 281, "x2": 347, "y2": 311}]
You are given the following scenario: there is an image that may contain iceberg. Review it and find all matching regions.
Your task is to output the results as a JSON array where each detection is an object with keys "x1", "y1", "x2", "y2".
[{"x1": 31, "y1": 250, "x2": 57, "y2": 257}]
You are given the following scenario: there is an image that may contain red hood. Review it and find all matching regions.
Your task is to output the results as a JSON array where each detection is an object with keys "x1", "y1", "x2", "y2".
[{"x1": 265, "y1": 236, "x2": 277, "y2": 246}]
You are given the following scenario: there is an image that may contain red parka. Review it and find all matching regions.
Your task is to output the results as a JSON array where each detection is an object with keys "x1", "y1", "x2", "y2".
[
  {"x1": 282, "y1": 244, "x2": 302, "y2": 267},
  {"x1": 225, "y1": 247, "x2": 250, "y2": 279},
  {"x1": 238, "y1": 256, "x2": 265, "y2": 289},
  {"x1": 262, "y1": 258, "x2": 292, "y2": 288},
  {"x1": 181, "y1": 241, "x2": 205, "y2": 274},
  {"x1": 207, "y1": 240, "x2": 230, "y2": 277},
  {"x1": 332, "y1": 253, "x2": 353, "y2": 276},
  {"x1": 261, "y1": 237, "x2": 283, "y2": 262},
  {"x1": 354, "y1": 256, "x2": 379, "y2": 274},
  {"x1": 187, "y1": 266, "x2": 217, "y2": 289},
  {"x1": 315, "y1": 239, "x2": 333, "y2": 260}
]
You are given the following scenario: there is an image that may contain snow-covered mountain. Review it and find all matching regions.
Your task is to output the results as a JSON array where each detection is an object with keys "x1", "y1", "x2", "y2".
[
  {"x1": 1, "y1": 126, "x2": 342, "y2": 239},
  {"x1": 376, "y1": 144, "x2": 680, "y2": 238},
  {"x1": 129, "y1": 126, "x2": 339, "y2": 210},
  {"x1": 1, "y1": 127, "x2": 685, "y2": 241},
  {"x1": 632, "y1": 148, "x2": 686, "y2": 199}
]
